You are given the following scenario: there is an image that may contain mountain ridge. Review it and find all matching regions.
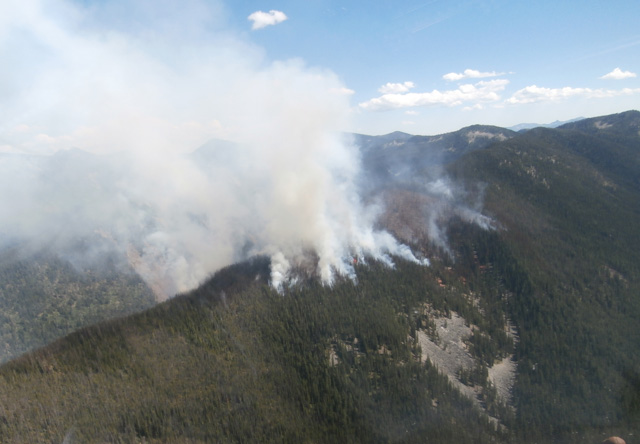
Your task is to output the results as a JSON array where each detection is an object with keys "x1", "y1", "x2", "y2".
[
  {"x1": 506, "y1": 116, "x2": 586, "y2": 132},
  {"x1": 0, "y1": 110, "x2": 639, "y2": 442}
]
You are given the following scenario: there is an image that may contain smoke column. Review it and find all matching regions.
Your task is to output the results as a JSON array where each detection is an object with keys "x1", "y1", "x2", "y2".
[{"x1": 0, "y1": 0, "x2": 425, "y2": 299}]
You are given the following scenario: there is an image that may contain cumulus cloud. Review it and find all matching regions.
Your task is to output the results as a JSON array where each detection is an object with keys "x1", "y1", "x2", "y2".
[
  {"x1": 443, "y1": 69, "x2": 506, "y2": 81},
  {"x1": 359, "y1": 79, "x2": 508, "y2": 111},
  {"x1": 506, "y1": 85, "x2": 640, "y2": 104},
  {"x1": 600, "y1": 67, "x2": 637, "y2": 80},
  {"x1": 0, "y1": 0, "x2": 425, "y2": 298},
  {"x1": 248, "y1": 10, "x2": 288, "y2": 30},
  {"x1": 378, "y1": 81, "x2": 416, "y2": 94}
]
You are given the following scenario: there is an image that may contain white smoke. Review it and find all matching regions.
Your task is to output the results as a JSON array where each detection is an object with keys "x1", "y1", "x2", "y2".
[
  {"x1": 0, "y1": 0, "x2": 425, "y2": 298},
  {"x1": 422, "y1": 176, "x2": 496, "y2": 254}
]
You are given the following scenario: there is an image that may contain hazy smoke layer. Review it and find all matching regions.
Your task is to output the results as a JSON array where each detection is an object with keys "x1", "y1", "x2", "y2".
[{"x1": 0, "y1": 0, "x2": 425, "y2": 299}]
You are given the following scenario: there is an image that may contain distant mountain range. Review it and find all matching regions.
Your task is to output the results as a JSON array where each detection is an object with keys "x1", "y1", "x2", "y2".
[
  {"x1": 0, "y1": 110, "x2": 639, "y2": 443},
  {"x1": 507, "y1": 116, "x2": 585, "y2": 132}
]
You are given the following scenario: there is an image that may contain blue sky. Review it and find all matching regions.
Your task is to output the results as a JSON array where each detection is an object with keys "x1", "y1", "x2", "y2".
[
  {"x1": 237, "y1": 0, "x2": 640, "y2": 134},
  {"x1": 1, "y1": 0, "x2": 639, "y2": 156}
]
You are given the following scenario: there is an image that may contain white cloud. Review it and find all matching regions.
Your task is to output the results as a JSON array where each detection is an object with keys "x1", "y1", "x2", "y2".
[
  {"x1": 462, "y1": 104, "x2": 484, "y2": 111},
  {"x1": 600, "y1": 67, "x2": 637, "y2": 80},
  {"x1": 378, "y1": 81, "x2": 415, "y2": 94},
  {"x1": 506, "y1": 85, "x2": 640, "y2": 104},
  {"x1": 248, "y1": 10, "x2": 288, "y2": 30},
  {"x1": 359, "y1": 79, "x2": 508, "y2": 111},
  {"x1": 443, "y1": 69, "x2": 505, "y2": 81},
  {"x1": 405, "y1": 110, "x2": 419, "y2": 115},
  {"x1": 329, "y1": 87, "x2": 355, "y2": 96},
  {"x1": 13, "y1": 124, "x2": 30, "y2": 132}
]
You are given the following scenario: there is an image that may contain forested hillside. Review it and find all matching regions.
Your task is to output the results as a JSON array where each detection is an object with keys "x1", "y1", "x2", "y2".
[
  {"x1": 0, "y1": 258, "x2": 511, "y2": 443},
  {"x1": 448, "y1": 110, "x2": 640, "y2": 441},
  {"x1": 0, "y1": 247, "x2": 155, "y2": 363},
  {"x1": 0, "y1": 110, "x2": 638, "y2": 443},
  {"x1": 355, "y1": 124, "x2": 515, "y2": 192}
]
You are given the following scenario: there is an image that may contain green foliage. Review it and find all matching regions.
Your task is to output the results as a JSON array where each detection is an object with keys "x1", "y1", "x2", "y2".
[
  {"x1": 1, "y1": 110, "x2": 639, "y2": 443},
  {"x1": 0, "y1": 258, "x2": 507, "y2": 443},
  {"x1": 448, "y1": 110, "x2": 640, "y2": 442},
  {"x1": 0, "y1": 249, "x2": 155, "y2": 362},
  {"x1": 458, "y1": 363, "x2": 488, "y2": 387}
]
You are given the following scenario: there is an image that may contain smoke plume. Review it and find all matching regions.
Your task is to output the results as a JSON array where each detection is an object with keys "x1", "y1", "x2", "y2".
[{"x1": 0, "y1": 0, "x2": 425, "y2": 299}]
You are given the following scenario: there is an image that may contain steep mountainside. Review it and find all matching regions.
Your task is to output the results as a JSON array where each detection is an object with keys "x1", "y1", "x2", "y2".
[
  {"x1": 363, "y1": 110, "x2": 640, "y2": 442},
  {"x1": 0, "y1": 258, "x2": 511, "y2": 443},
  {"x1": 0, "y1": 110, "x2": 638, "y2": 443},
  {"x1": 355, "y1": 125, "x2": 516, "y2": 191},
  {"x1": 0, "y1": 247, "x2": 155, "y2": 363},
  {"x1": 448, "y1": 110, "x2": 640, "y2": 441}
]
